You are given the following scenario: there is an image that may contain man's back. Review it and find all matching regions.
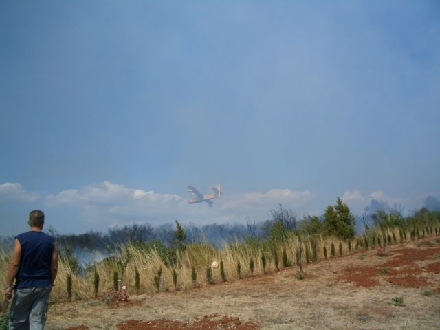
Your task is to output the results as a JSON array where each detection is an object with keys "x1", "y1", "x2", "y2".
[{"x1": 15, "y1": 231, "x2": 54, "y2": 289}]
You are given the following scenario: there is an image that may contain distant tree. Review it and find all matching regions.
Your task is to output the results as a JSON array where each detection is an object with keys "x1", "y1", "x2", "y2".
[
  {"x1": 270, "y1": 204, "x2": 297, "y2": 230},
  {"x1": 173, "y1": 220, "x2": 187, "y2": 252},
  {"x1": 371, "y1": 207, "x2": 404, "y2": 230},
  {"x1": 299, "y1": 215, "x2": 323, "y2": 235},
  {"x1": 263, "y1": 204, "x2": 297, "y2": 244},
  {"x1": 169, "y1": 220, "x2": 186, "y2": 266},
  {"x1": 323, "y1": 197, "x2": 355, "y2": 240}
]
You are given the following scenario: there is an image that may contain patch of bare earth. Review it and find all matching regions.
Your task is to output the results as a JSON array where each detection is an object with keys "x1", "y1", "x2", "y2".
[{"x1": 50, "y1": 238, "x2": 440, "y2": 330}]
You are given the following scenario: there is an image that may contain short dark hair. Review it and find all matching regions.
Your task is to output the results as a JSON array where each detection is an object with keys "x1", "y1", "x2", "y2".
[{"x1": 28, "y1": 210, "x2": 45, "y2": 228}]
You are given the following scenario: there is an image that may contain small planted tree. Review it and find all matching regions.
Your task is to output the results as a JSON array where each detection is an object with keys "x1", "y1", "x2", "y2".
[
  {"x1": 170, "y1": 220, "x2": 187, "y2": 267},
  {"x1": 305, "y1": 244, "x2": 311, "y2": 264},
  {"x1": 331, "y1": 243, "x2": 336, "y2": 257},
  {"x1": 261, "y1": 252, "x2": 267, "y2": 273},
  {"x1": 282, "y1": 248, "x2": 290, "y2": 268},
  {"x1": 113, "y1": 271, "x2": 119, "y2": 291},
  {"x1": 172, "y1": 269, "x2": 178, "y2": 290},
  {"x1": 206, "y1": 266, "x2": 214, "y2": 285},
  {"x1": 134, "y1": 266, "x2": 140, "y2": 294},
  {"x1": 236, "y1": 261, "x2": 242, "y2": 279},
  {"x1": 93, "y1": 266, "x2": 99, "y2": 298},
  {"x1": 323, "y1": 198, "x2": 355, "y2": 240},
  {"x1": 67, "y1": 273, "x2": 72, "y2": 301},
  {"x1": 154, "y1": 267, "x2": 162, "y2": 292},
  {"x1": 220, "y1": 260, "x2": 226, "y2": 283},
  {"x1": 311, "y1": 240, "x2": 318, "y2": 262},
  {"x1": 191, "y1": 266, "x2": 197, "y2": 288},
  {"x1": 296, "y1": 236, "x2": 304, "y2": 279},
  {"x1": 273, "y1": 249, "x2": 279, "y2": 271}
]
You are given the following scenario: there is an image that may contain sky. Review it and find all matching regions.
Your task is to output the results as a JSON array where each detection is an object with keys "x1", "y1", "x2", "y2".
[{"x1": 1, "y1": 1, "x2": 439, "y2": 237}]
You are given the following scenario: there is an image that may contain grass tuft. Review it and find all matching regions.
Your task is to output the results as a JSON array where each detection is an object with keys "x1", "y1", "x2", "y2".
[{"x1": 390, "y1": 296, "x2": 405, "y2": 307}]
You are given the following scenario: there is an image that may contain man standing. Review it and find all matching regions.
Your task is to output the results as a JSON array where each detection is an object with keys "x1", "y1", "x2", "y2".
[{"x1": 4, "y1": 210, "x2": 58, "y2": 330}]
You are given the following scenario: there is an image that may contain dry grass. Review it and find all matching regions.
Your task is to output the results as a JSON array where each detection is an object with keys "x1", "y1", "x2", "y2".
[{"x1": 0, "y1": 229, "x2": 415, "y2": 302}]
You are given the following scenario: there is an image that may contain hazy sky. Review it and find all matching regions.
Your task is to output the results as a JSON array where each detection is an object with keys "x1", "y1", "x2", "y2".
[{"x1": 1, "y1": 1, "x2": 439, "y2": 236}]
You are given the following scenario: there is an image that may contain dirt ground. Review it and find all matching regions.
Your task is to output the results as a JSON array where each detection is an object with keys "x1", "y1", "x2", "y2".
[{"x1": 46, "y1": 238, "x2": 440, "y2": 330}]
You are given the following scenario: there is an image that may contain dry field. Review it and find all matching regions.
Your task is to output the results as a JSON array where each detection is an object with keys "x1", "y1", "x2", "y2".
[{"x1": 45, "y1": 238, "x2": 440, "y2": 330}]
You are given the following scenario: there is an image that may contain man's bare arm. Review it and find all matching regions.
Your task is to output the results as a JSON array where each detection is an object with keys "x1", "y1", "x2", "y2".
[
  {"x1": 6, "y1": 239, "x2": 21, "y2": 288},
  {"x1": 51, "y1": 242, "x2": 58, "y2": 285},
  {"x1": 5, "y1": 239, "x2": 21, "y2": 299}
]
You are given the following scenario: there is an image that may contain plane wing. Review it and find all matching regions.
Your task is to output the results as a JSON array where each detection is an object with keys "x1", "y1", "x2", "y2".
[{"x1": 187, "y1": 185, "x2": 203, "y2": 200}]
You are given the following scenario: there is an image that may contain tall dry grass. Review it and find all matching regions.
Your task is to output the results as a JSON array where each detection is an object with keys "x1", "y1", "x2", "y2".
[
  {"x1": 45, "y1": 230, "x2": 392, "y2": 301},
  {"x1": 0, "y1": 225, "x2": 438, "y2": 303}
]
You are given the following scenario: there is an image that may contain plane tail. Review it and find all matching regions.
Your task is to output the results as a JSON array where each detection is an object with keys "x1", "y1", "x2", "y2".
[{"x1": 212, "y1": 184, "x2": 221, "y2": 197}]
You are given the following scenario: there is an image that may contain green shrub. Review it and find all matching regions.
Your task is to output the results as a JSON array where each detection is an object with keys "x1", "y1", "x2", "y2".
[
  {"x1": 379, "y1": 268, "x2": 388, "y2": 275},
  {"x1": 391, "y1": 296, "x2": 405, "y2": 307},
  {"x1": 422, "y1": 290, "x2": 433, "y2": 297}
]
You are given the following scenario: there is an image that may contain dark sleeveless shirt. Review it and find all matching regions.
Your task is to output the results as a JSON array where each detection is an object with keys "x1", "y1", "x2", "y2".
[{"x1": 15, "y1": 231, "x2": 55, "y2": 289}]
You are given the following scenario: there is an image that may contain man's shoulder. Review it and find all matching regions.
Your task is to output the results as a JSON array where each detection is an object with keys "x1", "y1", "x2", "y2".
[{"x1": 16, "y1": 231, "x2": 55, "y2": 242}]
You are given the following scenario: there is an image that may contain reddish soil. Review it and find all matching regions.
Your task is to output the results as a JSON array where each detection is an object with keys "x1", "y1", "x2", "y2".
[
  {"x1": 115, "y1": 314, "x2": 258, "y2": 330},
  {"x1": 60, "y1": 238, "x2": 440, "y2": 330},
  {"x1": 337, "y1": 241, "x2": 440, "y2": 293}
]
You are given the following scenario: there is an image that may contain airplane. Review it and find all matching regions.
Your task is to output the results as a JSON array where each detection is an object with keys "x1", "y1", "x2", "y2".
[{"x1": 187, "y1": 184, "x2": 221, "y2": 206}]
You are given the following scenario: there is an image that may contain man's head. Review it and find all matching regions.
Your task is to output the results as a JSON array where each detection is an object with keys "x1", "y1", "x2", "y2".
[{"x1": 28, "y1": 210, "x2": 45, "y2": 229}]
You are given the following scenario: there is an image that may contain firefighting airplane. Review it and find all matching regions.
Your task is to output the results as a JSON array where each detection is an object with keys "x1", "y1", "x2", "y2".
[{"x1": 187, "y1": 184, "x2": 221, "y2": 206}]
